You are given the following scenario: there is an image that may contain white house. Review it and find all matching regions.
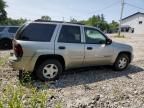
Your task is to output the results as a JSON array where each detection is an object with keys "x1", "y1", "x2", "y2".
[{"x1": 121, "y1": 12, "x2": 144, "y2": 34}]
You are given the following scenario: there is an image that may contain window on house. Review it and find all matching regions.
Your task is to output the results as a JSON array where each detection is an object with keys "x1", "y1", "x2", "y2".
[{"x1": 139, "y1": 21, "x2": 142, "y2": 24}]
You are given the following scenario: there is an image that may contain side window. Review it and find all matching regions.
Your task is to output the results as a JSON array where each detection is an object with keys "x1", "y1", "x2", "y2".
[
  {"x1": 84, "y1": 27, "x2": 106, "y2": 44},
  {"x1": 0, "y1": 27, "x2": 5, "y2": 32},
  {"x1": 8, "y1": 27, "x2": 19, "y2": 33},
  {"x1": 17, "y1": 23, "x2": 56, "y2": 42},
  {"x1": 58, "y1": 25, "x2": 81, "y2": 43}
]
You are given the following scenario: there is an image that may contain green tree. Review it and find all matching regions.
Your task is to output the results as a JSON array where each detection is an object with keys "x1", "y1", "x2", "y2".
[
  {"x1": 78, "y1": 20, "x2": 87, "y2": 25},
  {"x1": 108, "y1": 20, "x2": 119, "y2": 33},
  {"x1": 101, "y1": 14, "x2": 104, "y2": 22},
  {"x1": 70, "y1": 18, "x2": 77, "y2": 23},
  {"x1": 73, "y1": 15, "x2": 118, "y2": 33},
  {"x1": 0, "y1": 0, "x2": 7, "y2": 22},
  {"x1": 41, "y1": 16, "x2": 51, "y2": 21},
  {"x1": 1, "y1": 18, "x2": 27, "y2": 25},
  {"x1": 86, "y1": 15, "x2": 99, "y2": 26},
  {"x1": 83, "y1": 14, "x2": 109, "y2": 32}
]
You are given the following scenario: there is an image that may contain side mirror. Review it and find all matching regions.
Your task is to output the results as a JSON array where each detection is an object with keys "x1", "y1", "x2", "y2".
[{"x1": 106, "y1": 38, "x2": 112, "y2": 45}]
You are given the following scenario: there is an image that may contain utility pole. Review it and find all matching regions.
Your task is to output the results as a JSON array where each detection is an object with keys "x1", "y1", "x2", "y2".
[{"x1": 118, "y1": 0, "x2": 124, "y2": 36}]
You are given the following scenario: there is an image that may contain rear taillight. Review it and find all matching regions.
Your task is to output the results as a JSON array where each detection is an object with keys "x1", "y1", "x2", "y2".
[{"x1": 13, "y1": 40, "x2": 23, "y2": 57}]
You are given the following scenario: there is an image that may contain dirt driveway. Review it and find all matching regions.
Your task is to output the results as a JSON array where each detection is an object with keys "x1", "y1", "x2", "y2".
[
  {"x1": 48, "y1": 34, "x2": 144, "y2": 108},
  {"x1": 0, "y1": 34, "x2": 144, "y2": 108}
]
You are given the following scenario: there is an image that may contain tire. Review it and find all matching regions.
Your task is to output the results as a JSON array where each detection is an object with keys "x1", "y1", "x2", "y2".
[
  {"x1": 35, "y1": 59, "x2": 63, "y2": 81},
  {"x1": 113, "y1": 54, "x2": 130, "y2": 71},
  {"x1": 0, "y1": 39, "x2": 12, "y2": 49}
]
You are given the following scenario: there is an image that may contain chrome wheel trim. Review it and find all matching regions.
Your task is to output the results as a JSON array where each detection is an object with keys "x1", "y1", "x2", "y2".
[
  {"x1": 118, "y1": 57, "x2": 128, "y2": 69},
  {"x1": 42, "y1": 64, "x2": 58, "y2": 79}
]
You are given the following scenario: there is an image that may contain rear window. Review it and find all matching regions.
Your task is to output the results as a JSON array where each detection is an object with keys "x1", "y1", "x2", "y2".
[
  {"x1": 0, "y1": 27, "x2": 5, "y2": 32},
  {"x1": 16, "y1": 23, "x2": 56, "y2": 42},
  {"x1": 8, "y1": 27, "x2": 19, "y2": 33}
]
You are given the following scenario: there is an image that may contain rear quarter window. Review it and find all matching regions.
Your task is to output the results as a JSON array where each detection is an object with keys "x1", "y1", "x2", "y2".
[{"x1": 16, "y1": 23, "x2": 56, "y2": 42}]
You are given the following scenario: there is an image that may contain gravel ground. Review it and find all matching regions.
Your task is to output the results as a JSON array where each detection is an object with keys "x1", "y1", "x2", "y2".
[{"x1": 0, "y1": 33, "x2": 144, "y2": 108}]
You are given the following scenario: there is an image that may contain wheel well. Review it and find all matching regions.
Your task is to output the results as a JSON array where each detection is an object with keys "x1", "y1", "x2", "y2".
[
  {"x1": 118, "y1": 52, "x2": 132, "y2": 63},
  {"x1": 34, "y1": 54, "x2": 65, "y2": 71}
]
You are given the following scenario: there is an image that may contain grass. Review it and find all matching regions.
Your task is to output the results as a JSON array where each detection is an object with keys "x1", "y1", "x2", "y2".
[
  {"x1": 0, "y1": 74, "x2": 50, "y2": 108},
  {"x1": 0, "y1": 58, "x2": 5, "y2": 66},
  {"x1": 0, "y1": 53, "x2": 63, "y2": 108},
  {"x1": 55, "y1": 102, "x2": 62, "y2": 108},
  {"x1": 0, "y1": 54, "x2": 9, "y2": 66}
]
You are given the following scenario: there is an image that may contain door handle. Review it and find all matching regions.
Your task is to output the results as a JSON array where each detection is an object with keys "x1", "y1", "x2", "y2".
[
  {"x1": 58, "y1": 46, "x2": 66, "y2": 50},
  {"x1": 87, "y1": 47, "x2": 93, "y2": 50}
]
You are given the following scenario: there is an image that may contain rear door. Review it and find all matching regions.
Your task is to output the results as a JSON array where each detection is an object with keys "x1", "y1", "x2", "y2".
[
  {"x1": 55, "y1": 24, "x2": 84, "y2": 69},
  {"x1": 83, "y1": 27, "x2": 114, "y2": 66}
]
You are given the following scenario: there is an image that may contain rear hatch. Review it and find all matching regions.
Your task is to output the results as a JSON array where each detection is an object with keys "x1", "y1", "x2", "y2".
[{"x1": 13, "y1": 22, "x2": 57, "y2": 58}]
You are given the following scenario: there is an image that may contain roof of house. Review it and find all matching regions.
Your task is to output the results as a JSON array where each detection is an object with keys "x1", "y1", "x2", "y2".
[{"x1": 122, "y1": 12, "x2": 144, "y2": 21}]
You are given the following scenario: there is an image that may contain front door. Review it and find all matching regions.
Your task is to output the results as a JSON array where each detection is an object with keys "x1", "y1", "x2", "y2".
[{"x1": 84, "y1": 27, "x2": 114, "y2": 66}]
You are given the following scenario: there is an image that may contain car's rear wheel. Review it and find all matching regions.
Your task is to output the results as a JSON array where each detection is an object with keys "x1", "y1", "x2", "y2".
[
  {"x1": 36, "y1": 59, "x2": 62, "y2": 81},
  {"x1": 0, "y1": 39, "x2": 12, "y2": 49},
  {"x1": 113, "y1": 54, "x2": 130, "y2": 71}
]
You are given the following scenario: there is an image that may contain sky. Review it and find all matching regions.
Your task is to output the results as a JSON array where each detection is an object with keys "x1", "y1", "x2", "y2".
[{"x1": 4, "y1": 0, "x2": 144, "y2": 23}]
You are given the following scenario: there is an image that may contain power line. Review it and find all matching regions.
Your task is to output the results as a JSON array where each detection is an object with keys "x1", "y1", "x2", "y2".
[
  {"x1": 125, "y1": 3, "x2": 144, "y2": 11},
  {"x1": 88, "y1": 0, "x2": 120, "y2": 14}
]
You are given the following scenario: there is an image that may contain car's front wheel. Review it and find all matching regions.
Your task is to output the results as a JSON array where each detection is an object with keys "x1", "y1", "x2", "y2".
[
  {"x1": 36, "y1": 59, "x2": 62, "y2": 81},
  {"x1": 113, "y1": 54, "x2": 130, "y2": 71}
]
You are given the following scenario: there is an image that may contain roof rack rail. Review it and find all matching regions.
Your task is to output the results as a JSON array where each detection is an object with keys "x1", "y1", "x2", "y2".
[
  {"x1": 34, "y1": 19, "x2": 85, "y2": 25},
  {"x1": 66, "y1": 22, "x2": 85, "y2": 25},
  {"x1": 34, "y1": 19, "x2": 64, "y2": 23}
]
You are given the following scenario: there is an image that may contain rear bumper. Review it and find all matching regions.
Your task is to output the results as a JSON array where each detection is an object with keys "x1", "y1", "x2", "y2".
[
  {"x1": 9, "y1": 56, "x2": 20, "y2": 70},
  {"x1": 8, "y1": 53, "x2": 34, "y2": 72}
]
